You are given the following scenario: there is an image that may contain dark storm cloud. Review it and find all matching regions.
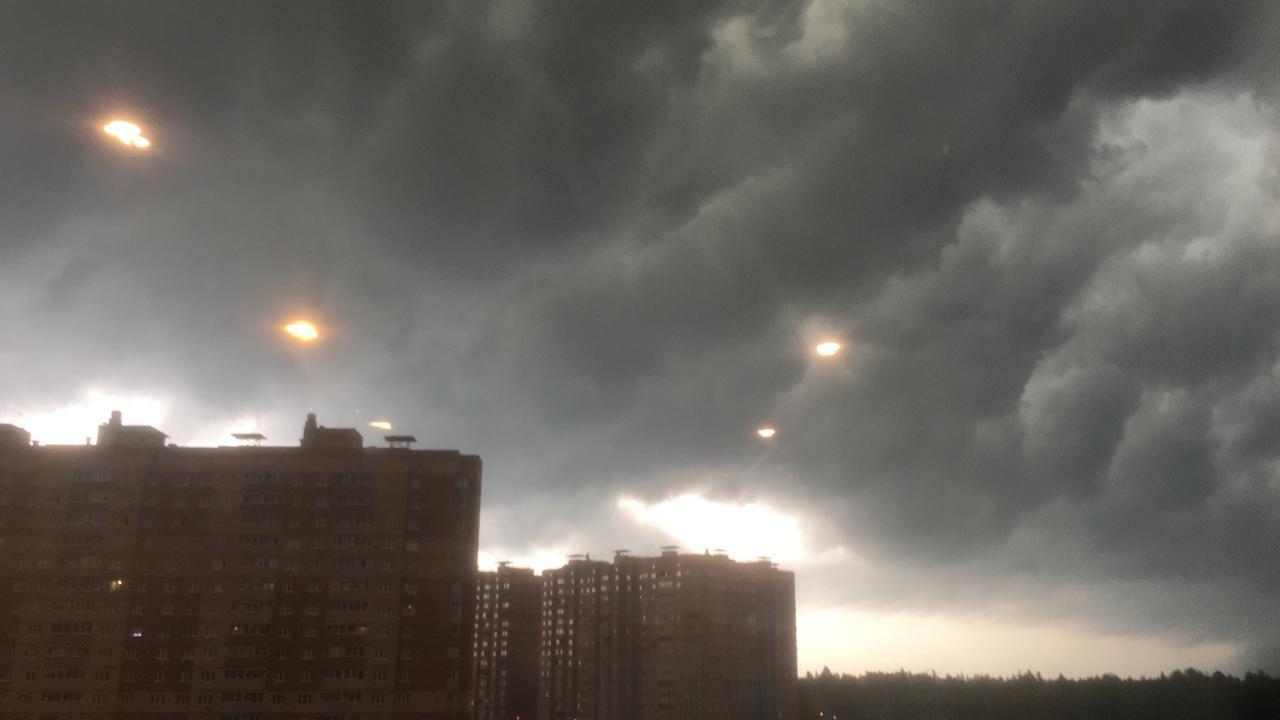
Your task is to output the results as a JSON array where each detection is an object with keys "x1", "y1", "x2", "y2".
[{"x1": 2, "y1": 0, "x2": 1279, "y2": 670}]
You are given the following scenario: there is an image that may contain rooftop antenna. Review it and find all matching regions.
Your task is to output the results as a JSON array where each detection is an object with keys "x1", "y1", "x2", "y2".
[
  {"x1": 384, "y1": 435, "x2": 417, "y2": 449},
  {"x1": 231, "y1": 433, "x2": 267, "y2": 447}
]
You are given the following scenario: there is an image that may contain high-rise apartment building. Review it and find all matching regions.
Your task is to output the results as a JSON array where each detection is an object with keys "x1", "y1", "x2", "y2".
[
  {"x1": 471, "y1": 565, "x2": 540, "y2": 720},
  {"x1": 0, "y1": 412, "x2": 481, "y2": 720},
  {"x1": 539, "y1": 550, "x2": 796, "y2": 720},
  {"x1": 538, "y1": 556, "x2": 632, "y2": 720}
]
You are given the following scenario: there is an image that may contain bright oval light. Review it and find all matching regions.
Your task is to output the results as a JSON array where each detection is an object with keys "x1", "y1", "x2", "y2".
[
  {"x1": 368, "y1": 420, "x2": 392, "y2": 431},
  {"x1": 756, "y1": 426, "x2": 777, "y2": 439},
  {"x1": 104, "y1": 120, "x2": 141, "y2": 140},
  {"x1": 815, "y1": 341, "x2": 842, "y2": 357},
  {"x1": 283, "y1": 320, "x2": 320, "y2": 342},
  {"x1": 103, "y1": 119, "x2": 151, "y2": 150}
]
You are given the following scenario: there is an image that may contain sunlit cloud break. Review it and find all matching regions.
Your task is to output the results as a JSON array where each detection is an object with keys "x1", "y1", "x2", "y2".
[
  {"x1": 478, "y1": 547, "x2": 579, "y2": 575},
  {"x1": 2, "y1": 389, "x2": 167, "y2": 445},
  {"x1": 618, "y1": 494, "x2": 805, "y2": 563}
]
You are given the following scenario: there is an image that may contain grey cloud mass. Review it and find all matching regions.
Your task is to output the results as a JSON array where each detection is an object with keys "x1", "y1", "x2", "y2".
[{"x1": 2, "y1": 0, "x2": 1279, "y2": 672}]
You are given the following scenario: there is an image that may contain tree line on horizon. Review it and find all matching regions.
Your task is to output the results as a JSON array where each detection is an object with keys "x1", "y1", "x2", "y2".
[{"x1": 798, "y1": 667, "x2": 1280, "y2": 720}]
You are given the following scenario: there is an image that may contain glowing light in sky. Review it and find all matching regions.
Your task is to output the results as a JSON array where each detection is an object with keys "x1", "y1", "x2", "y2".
[
  {"x1": 815, "y1": 341, "x2": 842, "y2": 357},
  {"x1": 283, "y1": 320, "x2": 320, "y2": 342},
  {"x1": 756, "y1": 426, "x2": 777, "y2": 439},
  {"x1": 618, "y1": 494, "x2": 805, "y2": 562},
  {"x1": 368, "y1": 420, "x2": 392, "y2": 431},
  {"x1": 103, "y1": 119, "x2": 152, "y2": 149},
  {"x1": 478, "y1": 548, "x2": 576, "y2": 574},
  {"x1": 1, "y1": 389, "x2": 166, "y2": 445}
]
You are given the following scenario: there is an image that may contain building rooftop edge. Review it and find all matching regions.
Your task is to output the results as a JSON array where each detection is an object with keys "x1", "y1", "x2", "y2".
[
  {"x1": 0, "y1": 444, "x2": 480, "y2": 457},
  {"x1": 538, "y1": 552, "x2": 792, "y2": 571},
  {"x1": 0, "y1": 412, "x2": 479, "y2": 458}
]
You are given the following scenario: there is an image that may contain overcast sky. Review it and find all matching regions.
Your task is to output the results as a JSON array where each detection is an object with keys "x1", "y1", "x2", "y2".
[{"x1": 2, "y1": 0, "x2": 1279, "y2": 676}]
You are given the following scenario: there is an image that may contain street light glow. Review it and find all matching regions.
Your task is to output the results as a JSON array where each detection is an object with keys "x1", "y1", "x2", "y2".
[
  {"x1": 368, "y1": 420, "x2": 392, "y2": 431},
  {"x1": 283, "y1": 320, "x2": 320, "y2": 342},
  {"x1": 756, "y1": 426, "x2": 777, "y2": 439},
  {"x1": 815, "y1": 341, "x2": 842, "y2": 357},
  {"x1": 103, "y1": 119, "x2": 152, "y2": 150}
]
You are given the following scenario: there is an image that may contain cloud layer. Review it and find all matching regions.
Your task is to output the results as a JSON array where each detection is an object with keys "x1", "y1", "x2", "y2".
[{"x1": 2, "y1": 0, "x2": 1278, "y2": 673}]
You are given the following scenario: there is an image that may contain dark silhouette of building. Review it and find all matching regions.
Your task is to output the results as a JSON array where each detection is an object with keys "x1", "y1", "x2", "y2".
[
  {"x1": 539, "y1": 550, "x2": 796, "y2": 720},
  {"x1": 0, "y1": 412, "x2": 481, "y2": 720},
  {"x1": 472, "y1": 564, "x2": 541, "y2": 720},
  {"x1": 538, "y1": 555, "x2": 633, "y2": 720},
  {"x1": 0, "y1": 423, "x2": 32, "y2": 448},
  {"x1": 96, "y1": 409, "x2": 167, "y2": 448}
]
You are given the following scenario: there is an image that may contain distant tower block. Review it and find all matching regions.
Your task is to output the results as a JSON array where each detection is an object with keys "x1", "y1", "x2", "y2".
[
  {"x1": 538, "y1": 549, "x2": 797, "y2": 720},
  {"x1": 472, "y1": 564, "x2": 541, "y2": 720}
]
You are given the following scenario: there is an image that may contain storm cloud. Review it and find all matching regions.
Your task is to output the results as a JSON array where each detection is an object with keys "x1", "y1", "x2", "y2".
[{"x1": 2, "y1": 0, "x2": 1278, "y2": 673}]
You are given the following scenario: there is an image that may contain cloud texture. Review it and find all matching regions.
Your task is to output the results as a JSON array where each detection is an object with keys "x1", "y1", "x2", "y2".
[{"x1": 2, "y1": 0, "x2": 1278, "y2": 673}]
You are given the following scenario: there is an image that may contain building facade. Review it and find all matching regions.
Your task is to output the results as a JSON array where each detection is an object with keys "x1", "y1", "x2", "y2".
[
  {"x1": 471, "y1": 565, "x2": 540, "y2": 720},
  {"x1": 0, "y1": 413, "x2": 481, "y2": 720},
  {"x1": 539, "y1": 551, "x2": 796, "y2": 720}
]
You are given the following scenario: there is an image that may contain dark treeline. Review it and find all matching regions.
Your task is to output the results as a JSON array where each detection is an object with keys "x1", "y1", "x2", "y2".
[{"x1": 798, "y1": 668, "x2": 1280, "y2": 720}]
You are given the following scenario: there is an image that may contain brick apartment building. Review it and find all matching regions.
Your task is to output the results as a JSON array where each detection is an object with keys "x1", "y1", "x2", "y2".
[
  {"x1": 470, "y1": 565, "x2": 540, "y2": 720},
  {"x1": 538, "y1": 550, "x2": 796, "y2": 720},
  {"x1": 0, "y1": 412, "x2": 481, "y2": 720}
]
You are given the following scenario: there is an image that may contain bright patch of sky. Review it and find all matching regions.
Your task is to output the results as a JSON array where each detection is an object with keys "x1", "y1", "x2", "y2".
[
  {"x1": 2, "y1": 388, "x2": 168, "y2": 444},
  {"x1": 617, "y1": 493, "x2": 806, "y2": 563}
]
